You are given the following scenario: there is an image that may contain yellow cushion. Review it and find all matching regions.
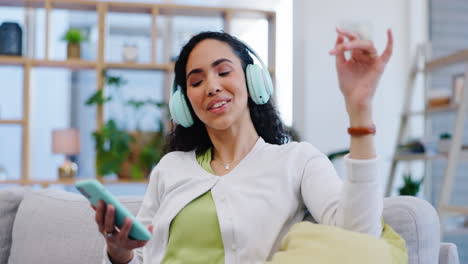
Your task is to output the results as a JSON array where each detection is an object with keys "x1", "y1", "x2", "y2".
[{"x1": 267, "y1": 222, "x2": 407, "y2": 264}]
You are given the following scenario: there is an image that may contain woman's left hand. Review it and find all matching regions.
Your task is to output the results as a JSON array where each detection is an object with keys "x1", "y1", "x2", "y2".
[{"x1": 329, "y1": 28, "x2": 393, "y2": 116}]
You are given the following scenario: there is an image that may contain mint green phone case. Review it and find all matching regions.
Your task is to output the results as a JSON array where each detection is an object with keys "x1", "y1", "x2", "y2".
[{"x1": 75, "y1": 179, "x2": 152, "y2": 241}]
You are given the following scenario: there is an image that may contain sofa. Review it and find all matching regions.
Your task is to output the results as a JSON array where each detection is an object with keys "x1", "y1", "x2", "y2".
[{"x1": 0, "y1": 187, "x2": 460, "y2": 264}]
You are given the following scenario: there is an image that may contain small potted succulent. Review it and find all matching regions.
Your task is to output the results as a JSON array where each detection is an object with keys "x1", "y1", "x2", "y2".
[
  {"x1": 399, "y1": 173, "x2": 424, "y2": 196},
  {"x1": 439, "y1": 132, "x2": 452, "y2": 153},
  {"x1": 62, "y1": 28, "x2": 87, "y2": 59}
]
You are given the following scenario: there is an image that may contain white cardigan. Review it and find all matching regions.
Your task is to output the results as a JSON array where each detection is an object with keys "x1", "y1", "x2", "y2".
[{"x1": 104, "y1": 137, "x2": 382, "y2": 264}]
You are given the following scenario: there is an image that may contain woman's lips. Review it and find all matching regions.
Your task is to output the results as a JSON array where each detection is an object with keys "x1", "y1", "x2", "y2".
[
  {"x1": 207, "y1": 98, "x2": 231, "y2": 110},
  {"x1": 208, "y1": 101, "x2": 230, "y2": 114}
]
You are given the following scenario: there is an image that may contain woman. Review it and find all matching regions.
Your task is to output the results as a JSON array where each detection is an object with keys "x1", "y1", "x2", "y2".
[{"x1": 94, "y1": 28, "x2": 394, "y2": 264}]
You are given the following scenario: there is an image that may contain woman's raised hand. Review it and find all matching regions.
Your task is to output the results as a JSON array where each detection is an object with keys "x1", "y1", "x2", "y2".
[
  {"x1": 91, "y1": 201, "x2": 153, "y2": 263},
  {"x1": 329, "y1": 27, "x2": 393, "y2": 116}
]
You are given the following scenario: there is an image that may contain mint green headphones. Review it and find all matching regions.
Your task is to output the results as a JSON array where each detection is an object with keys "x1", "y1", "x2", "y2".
[{"x1": 169, "y1": 43, "x2": 273, "y2": 128}]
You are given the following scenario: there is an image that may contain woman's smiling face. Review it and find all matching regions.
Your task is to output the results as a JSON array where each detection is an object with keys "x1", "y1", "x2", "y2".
[{"x1": 185, "y1": 39, "x2": 251, "y2": 130}]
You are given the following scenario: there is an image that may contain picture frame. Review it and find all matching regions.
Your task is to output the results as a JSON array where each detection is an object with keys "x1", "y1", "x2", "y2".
[{"x1": 452, "y1": 73, "x2": 465, "y2": 104}]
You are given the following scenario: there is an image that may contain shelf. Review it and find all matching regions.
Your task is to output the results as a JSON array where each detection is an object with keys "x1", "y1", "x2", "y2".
[
  {"x1": 105, "y1": 62, "x2": 171, "y2": 71},
  {"x1": 107, "y1": 1, "x2": 154, "y2": 14},
  {"x1": 0, "y1": 0, "x2": 43, "y2": 8},
  {"x1": 404, "y1": 104, "x2": 459, "y2": 116},
  {"x1": 393, "y1": 153, "x2": 445, "y2": 161},
  {"x1": 31, "y1": 59, "x2": 97, "y2": 69},
  {"x1": 0, "y1": 0, "x2": 274, "y2": 17},
  {"x1": 51, "y1": 0, "x2": 98, "y2": 11},
  {"x1": 0, "y1": 120, "x2": 24, "y2": 124},
  {"x1": 426, "y1": 104, "x2": 459, "y2": 113},
  {"x1": 106, "y1": 2, "x2": 273, "y2": 17},
  {"x1": 425, "y1": 49, "x2": 468, "y2": 73},
  {"x1": 0, "y1": 0, "x2": 99, "y2": 10},
  {"x1": 394, "y1": 150, "x2": 468, "y2": 161},
  {"x1": 159, "y1": 5, "x2": 225, "y2": 17},
  {"x1": 0, "y1": 55, "x2": 28, "y2": 66},
  {"x1": 441, "y1": 205, "x2": 468, "y2": 216},
  {"x1": 0, "y1": 57, "x2": 174, "y2": 71}
]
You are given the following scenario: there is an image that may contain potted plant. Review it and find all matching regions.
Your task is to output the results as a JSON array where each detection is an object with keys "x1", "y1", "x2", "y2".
[
  {"x1": 119, "y1": 99, "x2": 166, "y2": 179},
  {"x1": 439, "y1": 132, "x2": 452, "y2": 153},
  {"x1": 85, "y1": 71, "x2": 167, "y2": 180},
  {"x1": 62, "y1": 28, "x2": 87, "y2": 59},
  {"x1": 122, "y1": 42, "x2": 138, "y2": 62},
  {"x1": 92, "y1": 119, "x2": 133, "y2": 177},
  {"x1": 398, "y1": 173, "x2": 424, "y2": 196},
  {"x1": 397, "y1": 139, "x2": 425, "y2": 154},
  {"x1": 86, "y1": 72, "x2": 128, "y2": 178}
]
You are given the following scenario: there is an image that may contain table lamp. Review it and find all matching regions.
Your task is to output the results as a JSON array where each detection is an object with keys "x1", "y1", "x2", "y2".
[{"x1": 52, "y1": 129, "x2": 80, "y2": 179}]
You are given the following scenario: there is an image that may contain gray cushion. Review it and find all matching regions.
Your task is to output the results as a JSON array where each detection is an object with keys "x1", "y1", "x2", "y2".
[
  {"x1": 7, "y1": 188, "x2": 143, "y2": 264},
  {"x1": 383, "y1": 196, "x2": 441, "y2": 264},
  {"x1": 0, "y1": 187, "x2": 28, "y2": 263}
]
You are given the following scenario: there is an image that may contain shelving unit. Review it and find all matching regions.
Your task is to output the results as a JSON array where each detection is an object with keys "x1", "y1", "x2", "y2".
[
  {"x1": 0, "y1": 0, "x2": 277, "y2": 186},
  {"x1": 386, "y1": 45, "x2": 468, "y2": 236},
  {"x1": 0, "y1": 120, "x2": 25, "y2": 124},
  {"x1": 393, "y1": 150, "x2": 468, "y2": 162}
]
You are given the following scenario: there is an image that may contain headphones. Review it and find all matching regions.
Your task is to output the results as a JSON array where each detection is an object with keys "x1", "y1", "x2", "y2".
[{"x1": 169, "y1": 41, "x2": 274, "y2": 128}]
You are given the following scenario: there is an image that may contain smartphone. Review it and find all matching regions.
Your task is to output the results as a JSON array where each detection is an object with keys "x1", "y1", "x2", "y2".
[{"x1": 75, "y1": 179, "x2": 152, "y2": 241}]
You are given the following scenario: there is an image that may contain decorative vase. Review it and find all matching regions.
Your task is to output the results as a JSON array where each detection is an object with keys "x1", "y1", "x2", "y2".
[
  {"x1": 67, "y1": 43, "x2": 81, "y2": 59},
  {"x1": 122, "y1": 43, "x2": 138, "y2": 62},
  {"x1": 439, "y1": 138, "x2": 451, "y2": 153},
  {"x1": 58, "y1": 158, "x2": 78, "y2": 179},
  {"x1": 0, "y1": 22, "x2": 22, "y2": 56}
]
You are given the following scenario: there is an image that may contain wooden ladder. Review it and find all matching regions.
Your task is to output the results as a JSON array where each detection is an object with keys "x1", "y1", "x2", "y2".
[{"x1": 386, "y1": 45, "x2": 468, "y2": 236}]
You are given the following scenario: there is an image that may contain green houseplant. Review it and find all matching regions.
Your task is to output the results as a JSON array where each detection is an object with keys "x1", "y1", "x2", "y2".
[
  {"x1": 121, "y1": 99, "x2": 167, "y2": 180},
  {"x1": 92, "y1": 119, "x2": 133, "y2": 177},
  {"x1": 86, "y1": 71, "x2": 166, "y2": 179},
  {"x1": 398, "y1": 173, "x2": 424, "y2": 196},
  {"x1": 439, "y1": 132, "x2": 452, "y2": 153},
  {"x1": 62, "y1": 28, "x2": 88, "y2": 59}
]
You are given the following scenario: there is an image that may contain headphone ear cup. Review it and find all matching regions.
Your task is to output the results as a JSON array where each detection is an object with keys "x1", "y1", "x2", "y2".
[
  {"x1": 246, "y1": 64, "x2": 270, "y2": 104},
  {"x1": 169, "y1": 89, "x2": 194, "y2": 128},
  {"x1": 263, "y1": 68, "x2": 274, "y2": 96}
]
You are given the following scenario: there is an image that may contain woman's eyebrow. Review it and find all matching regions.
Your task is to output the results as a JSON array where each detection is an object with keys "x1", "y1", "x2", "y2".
[{"x1": 186, "y1": 58, "x2": 233, "y2": 79}]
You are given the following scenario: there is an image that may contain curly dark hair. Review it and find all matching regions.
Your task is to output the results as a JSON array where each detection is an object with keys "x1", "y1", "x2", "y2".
[{"x1": 164, "y1": 31, "x2": 289, "y2": 155}]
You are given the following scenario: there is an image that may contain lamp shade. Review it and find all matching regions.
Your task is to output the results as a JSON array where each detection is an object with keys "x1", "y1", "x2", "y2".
[{"x1": 52, "y1": 129, "x2": 80, "y2": 155}]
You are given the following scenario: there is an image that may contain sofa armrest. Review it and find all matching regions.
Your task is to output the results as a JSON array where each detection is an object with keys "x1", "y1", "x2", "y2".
[
  {"x1": 383, "y1": 196, "x2": 441, "y2": 264},
  {"x1": 439, "y1": 243, "x2": 459, "y2": 264},
  {"x1": 0, "y1": 187, "x2": 29, "y2": 264}
]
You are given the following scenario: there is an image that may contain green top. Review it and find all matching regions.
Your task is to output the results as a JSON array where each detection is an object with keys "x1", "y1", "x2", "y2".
[{"x1": 161, "y1": 149, "x2": 225, "y2": 264}]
